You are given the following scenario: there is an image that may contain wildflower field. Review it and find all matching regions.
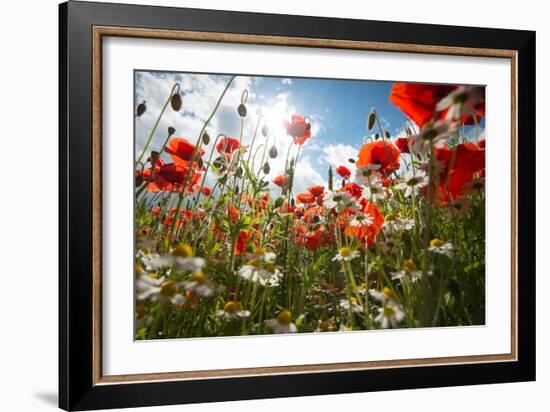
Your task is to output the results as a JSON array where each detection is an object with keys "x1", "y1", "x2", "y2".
[{"x1": 135, "y1": 73, "x2": 486, "y2": 339}]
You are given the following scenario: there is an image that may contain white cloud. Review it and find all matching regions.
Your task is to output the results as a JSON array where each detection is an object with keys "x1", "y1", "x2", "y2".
[
  {"x1": 281, "y1": 78, "x2": 293, "y2": 85},
  {"x1": 318, "y1": 143, "x2": 360, "y2": 181}
]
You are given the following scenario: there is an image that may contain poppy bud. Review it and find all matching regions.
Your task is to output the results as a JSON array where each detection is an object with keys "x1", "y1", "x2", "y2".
[
  {"x1": 235, "y1": 185, "x2": 239, "y2": 194},
  {"x1": 290, "y1": 198, "x2": 295, "y2": 207},
  {"x1": 269, "y1": 145, "x2": 278, "y2": 159},
  {"x1": 406, "y1": 126, "x2": 412, "y2": 136},
  {"x1": 305, "y1": 118, "x2": 311, "y2": 130},
  {"x1": 313, "y1": 215, "x2": 320, "y2": 224},
  {"x1": 202, "y1": 131, "x2": 210, "y2": 145},
  {"x1": 235, "y1": 167, "x2": 243, "y2": 177},
  {"x1": 170, "y1": 93, "x2": 182, "y2": 111},
  {"x1": 135, "y1": 174, "x2": 144, "y2": 187},
  {"x1": 263, "y1": 162, "x2": 270, "y2": 174},
  {"x1": 385, "y1": 129, "x2": 391, "y2": 139},
  {"x1": 261, "y1": 125, "x2": 269, "y2": 137},
  {"x1": 168, "y1": 127, "x2": 175, "y2": 136},
  {"x1": 150, "y1": 151, "x2": 160, "y2": 165},
  {"x1": 375, "y1": 132, "x2": 380, "y2": 140},
  {"x1": 367, "y1": 109, "x2": 376, "y2": 130},
  {"x1": 136, "y1": 101, "x2": 146, "y2": 117},
  {"x1": 237, "y1": 104, "x2": 247, "y2": 117},
  {"x1": 213, "y1": 157, "x2": 223, "y2": 169},
  {"x1": 348, "y1": 158, "x2": 355, "y2": 163},
  {"x1": 341, "y1": 179, "x2": 346, "y2": 188},
  {"x1": 197, "y1": 157, "x2": 204, "y2": 169}
]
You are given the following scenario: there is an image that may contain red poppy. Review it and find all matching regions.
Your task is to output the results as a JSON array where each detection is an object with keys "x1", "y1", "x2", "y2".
[
  {"x1": 432, "y1": 143, "x2": 485, "y2": 201},
  {"x1": 336, "y1": 165, "x2": 351, "y2": 179},
  {"x1": 216, "y1": 137, "x2": 241, "y2": 154},
  {"x1": 395, "y1": 137, "x2": 416, "y2": 154},
  {"x1": 295, "y1": 225, "x2": 331, "y2": 251},
  {"x1": 344, "y1": 201, "x2": 384, "y2": 247},
  {"x1": 357, "y1": 141, "x2": 401, "y2": 175},
  {"x1": 296, "y1": 192, "x2": 315, "y2": 204},
  {"x1": 477, "y1": 139, "x2": 486, "y2": 149},
  {"x1": 201, "y1": 186, "x2": 212, "y2": 196},
  {"x1": 283, "y1": 114, "x2": 312, "y2": 145},
  {"x1": 165, "y1": 137, "x2": 204, "y2": 163},
  {"x1": 389, "y1": 83, "x2": 455, "y2": 127},
  {"x1": 227, "y1": 203, "x2": 239, "y2": 224},
  {"x1": 308, "y1": 185, "x2": 324, "y2": 197},
  {"x1": 273, "y1": 175, "x2": 289, "y2": 188},
  {"x1": 341, "y1": 182, "x2": 362, "y2": 198},
  {"x1": 234, "y1": 230, "x2": 248, "y2": 255}
]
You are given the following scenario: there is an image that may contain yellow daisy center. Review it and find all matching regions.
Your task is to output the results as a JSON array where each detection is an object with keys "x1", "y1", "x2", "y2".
[
  {"x1": 339, "y1": 247, "x2": 352, "y2": 257},
  {"x1": 383, "y1": 305, "x2": 396, "y2": 317},
  {"x1": 402, "y1": 259, "x2": 417, "y2": 271},
  {"x1": 160, "y1": 280, "x2": 178, "y2": 297},
  {"x1": 189, "y1": 272, "x2": 205, "y2": 283},
  {"x1": 277, "y1": 310, "x2": 292, "y2": 325},
  {"x1": 385, "y1": 213, "x2": 397, "y2": 222},
  {"x1": 383, "y1": 287, "x2": 397, "y2": 300},
  {"x1": 224, "y1": 301, "x2": 243, "y2": 313},
  {"x1": 171, "y1": 243, "x2": 194, "y2": 257},
  {"x1": 430, "y1": 239, "x2": 444, "y2": 248}
]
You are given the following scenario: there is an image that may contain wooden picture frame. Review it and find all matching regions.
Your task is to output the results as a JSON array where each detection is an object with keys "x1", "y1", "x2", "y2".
[{"x1": 59, "y1": 1, "x2": 535, "y2": 410}]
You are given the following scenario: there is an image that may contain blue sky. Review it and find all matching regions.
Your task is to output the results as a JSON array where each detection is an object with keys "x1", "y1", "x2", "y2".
[{"x1": 135, "y1": 71, "x2": 482, "y2": 196}]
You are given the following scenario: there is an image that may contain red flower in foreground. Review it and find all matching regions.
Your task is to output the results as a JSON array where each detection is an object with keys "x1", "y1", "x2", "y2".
[
  {"x1": 341, "y1": 182, "x2": 362, "y2": 199},
  {"x1": 357, "y1": 141, "x2": 401, "y2": 175},
  {"x1": 389, "y1": 83, "x2": 455, "y2": 127},
  {"x1": 201, "y1": 187, "x2": 212, "y2": 196},
  {"x1": 308, "y1": 185, "x2": 325, "y2": 197},
  {"x1": 216, "y1": 137, "x2": 241, "y2": 154},
  {"x1": 344, "y1": 201, "x2": 384, "y2": 247},
  {"x1": 336, "y1": 165, "x2": 351, "y2": 179},
  {"x1": 296, "y1": 192, "x2": 316, "y2": 204},
  {"x1": 390, "y1": 83, "x2": 485, "y2": 127},
  {"x1": 165, "y1": 137, "x2": 204, "y2": 163},
  {"x1": 283, "y1": 114, "x2": 312, "y2": 145},
  {"x1": 273, "y1": 175, "x2": 289, "y2": 188},
  {"x1": 145, "y1": 163, "x2": 201, "y2": 193},
  {"x1": 433, "y1": 143, "x2": 485, "y2": 201},
  {"x1": 234, "y1": 230, "x2": 248, "y2": 255},
  {"x1": 395, "y1": 137, "x2": 416, "y2": 154}
]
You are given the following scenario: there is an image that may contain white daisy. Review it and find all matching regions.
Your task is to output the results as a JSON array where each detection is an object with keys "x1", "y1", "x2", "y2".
[
  {"x1": 428, "y1": 239, "x2": 454, "y2": 258},
  {"x1": 181, "y1": 272, "x2": 223, "y2": 297},
  {"x1": 436, "y1": 86, "x2": 484, "y2": 122},
  {"x1": 382, "y1": 214, "x2": 415, "y2": 233},
  {"x1": 323, "y1": 191, "x2": 360, "y2": 211},
  {"x1": 349, "y1": 213, "x2": 374, "y2": 228},
  {"x1": 266, "y1": 310, "x2": 298, "y2": 334},
  {"x1": 362, "y1": 180, "x2": 386, "y2": 202},
  {"x1": 442, "y1": 197, "x2": 472, "y2": 219},
  {"x1": 374, "y1": 302, "x2": 405, "y2": 328},
  {"x1": 413, "y1": 119, "x2": 458, "y2": 153},
  {"x1": 216, "y1": 301, "x2": 250, "y2": 320},
  {"x1": 238, "y1": 264, "x2": 283, "y2": 286},
  {"x1": 332, "y1": 247, "x2": 361, "y2": 262},
  {"x1": 390, "y1": 259, "x2": 423, "y2": 285},
  {"x1": 339, "y1": 297, "x2": 364, "y2": 313},
  {"x1": 355, "y1": 165, "x2": 381, "y2": 186},
  {"x1": 395, "y1": 169, "x2": 428, "y2": 197}
]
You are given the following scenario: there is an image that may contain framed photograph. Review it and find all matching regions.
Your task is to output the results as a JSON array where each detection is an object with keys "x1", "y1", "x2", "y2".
[{"x1": 59, "y1": 1, "x2": 535, "y2": 410}]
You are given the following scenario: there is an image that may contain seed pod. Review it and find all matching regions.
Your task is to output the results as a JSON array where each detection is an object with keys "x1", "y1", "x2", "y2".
[
  {"x1": 135, "y1": 174, "x2": 144, "y2": 187},
  {"x1": 234, "y1": 185, "x2": 239, "y2": 194},
  {"x1": 202, "y1": 131, "x2": 210, "y2": 145},
  {"x1": 269, "y1": 145, "x2": 278, "y2": 159},
  {"x1": 341, "y1": 179, "x2": 346, "y2": 188},
  {"x1": 348, "y1": 158, "x2": 355, "y2": 163},
  {"x1": 170, "y1": 93, "x2": 182, "y2": 111},
  {"x1": 136, "y1": 101, "x2": 146, "y2": 117},
  {"x1": 367, "y1": 109, "x2": 376, "y2": 130},
  {"x1": 150, "y1": 151, "x2": 160, "y2": 167},
  {"x1": 237, "y1": 104, "x2": 247, "y2": 117},
  {"x1": 197, "y1": 157, "x2": 204, "y2": 169},
  {"x1": 384, "y1": 129, "x2": 391, "y2": 139},
  {"x1": 290, "y1": 198, "x2": 295, "y2": 207},
  {"x1": 375, "y1": 132, "x2": 380, "y2": 140},
  {"x1": 168, "y1": 127, "x2": 175, "y2": 136},
  {"x1": 261, "y1": 125, "x2": 269, "y2": 137},
  {"x1": 263, "y1": 162, "x2": 270, "y2": 174}
]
